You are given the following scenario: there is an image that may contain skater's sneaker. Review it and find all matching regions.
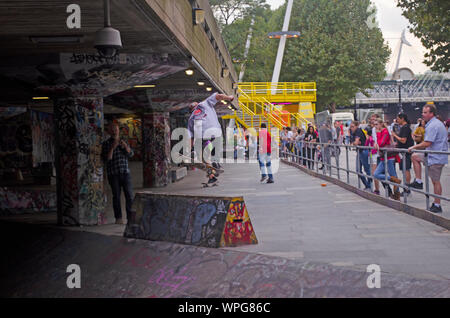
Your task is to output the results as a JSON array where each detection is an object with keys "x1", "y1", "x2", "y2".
[
  {"x1": 260, "y1": 176, "x2": 268, "y2": 183},
  {"x1": 428, "y1": 203, "x2": 442, "y2": 213},
  {"x1": 407, "y1": 180, "x2": 423, "y2": 190},
  {"x1": 266, "y1": 179, "x2": 274, "y2": 184},
  {"x1": 208, "y1": 176, "x2": 218, "y2": 184}
]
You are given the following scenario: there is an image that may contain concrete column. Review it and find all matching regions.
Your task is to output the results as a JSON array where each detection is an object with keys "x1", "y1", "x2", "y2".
[
  {"x1": 54, "y1": 96, "x2": 105, "y2": 225},
  {"x1": 142, "y1": 112, "x2": 170, "y2": 188}
]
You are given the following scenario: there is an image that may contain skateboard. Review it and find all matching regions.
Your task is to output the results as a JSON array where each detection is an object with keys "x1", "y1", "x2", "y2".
[
  {"x1": 202, "y1": 180, "x2": 219, "y2": 187},
  {"x1": 178, "y1": 154, "x2": 224, "y2": 187}
]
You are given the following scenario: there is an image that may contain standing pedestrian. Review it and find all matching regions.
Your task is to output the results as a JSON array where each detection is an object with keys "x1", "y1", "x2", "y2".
[
  {"x1": 304, "y1": 125, "x2": 317, "y2": 169},
  {"x1": 258, "y1": 123, "x2": 274, "y2": 184},
  {"x1": 391, "y1": 113, "x2": 414, "y2": 196},
  {"x1": 408, "y1": 104, "x2": 448, "y2": 213},
  {"x1": 373, "y1": 119, "x2": 401, "y2": 200},
  {"x1": 101, "y1": 122, "x2": 134, "y2": 224},
  {"x1": 350, "y1": 121, "x2": 372, "y2": 190}
]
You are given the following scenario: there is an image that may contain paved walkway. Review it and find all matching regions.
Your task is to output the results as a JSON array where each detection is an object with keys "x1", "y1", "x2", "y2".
[{"x1": 145, "y1": 160, "x2": 450, "y2": 280}]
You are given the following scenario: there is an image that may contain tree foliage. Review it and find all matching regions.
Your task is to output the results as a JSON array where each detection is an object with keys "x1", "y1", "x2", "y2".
[
  {"x1": 217, "y1": 0, "x2": 391, "y2": 111},
  {"x1": 397, "y1": 0, "x2": 450, "y2": 73}
]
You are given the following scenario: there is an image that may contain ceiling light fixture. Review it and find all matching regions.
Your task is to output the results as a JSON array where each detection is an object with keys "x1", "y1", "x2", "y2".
[
  {"x1": 185, "y1": 69, "x2": 194, "y2": 76},
  {"x1": 206, "y1": 87, "x2": 212, "y2": 91},
  {"x1": 192, "y1": 8, "x2": 205, "y2": 25},
  {"x1": 32, "y1": 97, "x2": 50, "y2": 100},
  {"x1": 134, "y1": 84, "x2": 156, "y2": 88},
  {"x1": 197, "y1": 81, "x2": 205, "y2": 86},
  {"x1": 221, "y1": 67, "x2": 229, "y2": 78}
]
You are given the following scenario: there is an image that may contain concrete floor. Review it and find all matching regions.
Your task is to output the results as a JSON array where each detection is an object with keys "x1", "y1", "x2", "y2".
[
  {"x1": 2, "y1": 159, "x2": 449, "y2": 281},
  {"x1": 141, "y1": 160, "x2": 450, "y2": 281}
]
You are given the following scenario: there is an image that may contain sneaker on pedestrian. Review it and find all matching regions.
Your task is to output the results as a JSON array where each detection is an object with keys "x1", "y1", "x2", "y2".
[
  {"x1": 390, "y1": 191, "x2": 401, "y2": 201},
  {"x1": 400, "y1": 189, "x2": 411, "y2": 198},
  {"x1": 407, "y1": 180, "x2": 423, "y2": 190},
  {"x1": 266, "y1": 179, "x2": 274, "y2": 184},
  {"x1": 260, "y1": 176, "x2": 268, "y2": 183},
  {"x1": 428, "y1": 203, "x2": 442, "y2": 213},
  {"x1": 373, "y1": 190, "x2": 380, "y2": 195}
]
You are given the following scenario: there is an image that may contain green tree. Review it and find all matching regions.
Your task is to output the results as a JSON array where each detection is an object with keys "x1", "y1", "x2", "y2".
[
  {"x1": 397, "y1": 0, "x2": 450, "y2": 72},
  {"x1": 217, "y1": 1, "x2": 277, "y2": 80},
  {"x1": 210, "y1": 0, "x2": 269, "y2": 26},
  {"x1": 281, "y1": 0, "x2": 390, "y2": 111}
]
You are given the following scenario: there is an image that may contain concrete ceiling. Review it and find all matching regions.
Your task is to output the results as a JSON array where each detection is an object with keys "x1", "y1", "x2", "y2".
[{"x1": 0, "y1": 0, "x2": 236, "y2": 116}]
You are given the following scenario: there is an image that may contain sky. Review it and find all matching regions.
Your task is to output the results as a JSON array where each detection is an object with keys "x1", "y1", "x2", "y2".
[{"x1": 266, "y1": 0, "x2": 430, "y2": 75}]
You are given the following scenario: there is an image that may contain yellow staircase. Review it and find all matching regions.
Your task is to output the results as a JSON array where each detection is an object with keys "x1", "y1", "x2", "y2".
[{"x1": 223, "y1": 82, "x2": 317, "y2": 131}]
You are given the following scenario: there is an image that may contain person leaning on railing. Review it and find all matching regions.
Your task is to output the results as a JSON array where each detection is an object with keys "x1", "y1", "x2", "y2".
[
  {"x1": 373, "y1": 119, "x2": 401, "y2": 200},
  {"x1": 407, "y1": 103, "x2": 448, "y2": 213},
  {"x1": 350, "y1": 121, "x2": 372, "y2": 191}
]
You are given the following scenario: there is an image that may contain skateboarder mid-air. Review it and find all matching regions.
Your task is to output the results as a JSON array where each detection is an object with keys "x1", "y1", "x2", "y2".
[{"x1": 187, "y1": 92, "x2": 235, "y2": 186}]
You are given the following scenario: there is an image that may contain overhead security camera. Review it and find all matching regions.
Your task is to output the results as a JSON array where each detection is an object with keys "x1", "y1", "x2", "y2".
[
  {"x1": 94, "y1": 26, "x2": 122, "y2": 58},
  {"x1": 94, "y1": 0, "x2": 122, "y2": 58}
]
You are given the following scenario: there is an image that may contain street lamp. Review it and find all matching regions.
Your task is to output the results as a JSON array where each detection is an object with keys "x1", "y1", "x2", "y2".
[{"x1": 397, "y1": 78, "x2": 403, "y2": 114}]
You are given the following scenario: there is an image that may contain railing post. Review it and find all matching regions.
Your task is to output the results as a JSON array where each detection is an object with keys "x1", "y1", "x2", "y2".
[
  {"x1": 356, "y1": 148, "x2": 361, "y2": 189},
  {"x1": 402, "y1": 151, "x2": 407, "y2": 204},
  {"x1": 336, "y1": 144, "x2": 340, "y2": 180},
  {"x1": 384, "y1": 151, "x2": 388, "y2": 198},
  {"x1": 315, "y1": 143, "x2": 319, "y2": 174},
  {"x1": 424, "y1": 152, "x2": 430, "y2": 210},
  {"x1": 346, "y1": 146, "x2": 349, "y2": 184}
]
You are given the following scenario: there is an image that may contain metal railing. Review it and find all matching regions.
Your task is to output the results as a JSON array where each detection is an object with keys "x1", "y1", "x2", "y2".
[{"x1": 281, "y1": 142, "x2": 450, "y2": 212}]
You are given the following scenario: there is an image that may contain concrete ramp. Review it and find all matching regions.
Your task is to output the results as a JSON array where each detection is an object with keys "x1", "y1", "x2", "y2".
[{"x1": 125, "y1": 192, "x2": 258, "y2": 248}]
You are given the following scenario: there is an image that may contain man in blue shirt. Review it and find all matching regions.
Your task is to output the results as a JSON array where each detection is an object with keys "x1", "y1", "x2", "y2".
[{"x1": 408, "y1": 103, "x2": 448, "y2": 213}]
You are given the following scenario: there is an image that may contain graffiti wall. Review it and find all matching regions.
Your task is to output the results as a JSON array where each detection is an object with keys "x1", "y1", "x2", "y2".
[
  {"x1": 125, "y1": 193, "x2": 258, "y2": 248},
  {"x1": 0, "y1": 112, "x2": 33, "y2": 185},
  {"x1": 0, "y1": 187, "x2": 56, "y2": 215},
  {"x1": 142, "y1": 113, "x2": 170, "y2": 188},
  {"x1": 105, "y1": 117, "x2": 142, "y2": 161},
  {"x1": 54, "y1": 97, "x2": 105, "y2": 225},
  {"x1": 31, "y1": 110, "x2": 54, "y2": 165}
]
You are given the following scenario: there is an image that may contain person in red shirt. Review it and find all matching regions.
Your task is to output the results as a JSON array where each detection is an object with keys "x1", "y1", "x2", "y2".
[
  {"x1": 373, "y1": 119, "x2": 401, "y2": 200},
  {"x1": 258, "y1": 123, "x2": 274, "y2": 183}
]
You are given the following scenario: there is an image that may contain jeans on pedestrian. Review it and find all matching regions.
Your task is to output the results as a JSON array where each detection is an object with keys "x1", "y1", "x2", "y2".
[
  {"x1": 295, "y1": 142, "x2": 303, "y2": 163},
  {"x1": 373, "y1": 159, "x2": 397, "y2": 181},
  {"x1": 322, "y1": 145, "x2": 331, "y2": 170},
  {"x1": 357, "y1": 150, "x2": 372, "y2": 188},
  {"x1": 307, "y1": 148, "x2": 315, "y2": 169},
  {"x1": 259, "y1": 153, "x2": 273, "y2": 180},
  {"x1": 107, "y1": 173, "x2": 134, "y2": 220}
]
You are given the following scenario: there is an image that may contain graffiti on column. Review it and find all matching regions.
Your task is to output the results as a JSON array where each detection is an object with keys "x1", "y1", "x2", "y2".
[
  {"x1": 142, "y1": 113, "x2": 170, "y2": 188},
  {"x1": 31, "y1": 110, "x2": 54, "y2": 165},
  {"x1": 55, "y1": 100, "x2": 79, "y2": 225},
  {"x1": 75, "y1": 97, "x2": 105, "y2": 225}
]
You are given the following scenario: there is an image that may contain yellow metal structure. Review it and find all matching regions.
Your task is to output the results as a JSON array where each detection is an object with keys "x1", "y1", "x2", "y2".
[{"x1": 223, "y1": 82, "x2": 317, "y2": 132}]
